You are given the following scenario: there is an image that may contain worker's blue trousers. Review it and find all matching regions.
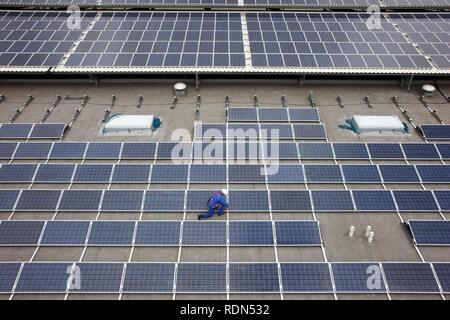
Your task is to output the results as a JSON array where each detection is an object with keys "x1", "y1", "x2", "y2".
[{"x1": 201, "y1": 205, "x2": 225, "y2": 219}]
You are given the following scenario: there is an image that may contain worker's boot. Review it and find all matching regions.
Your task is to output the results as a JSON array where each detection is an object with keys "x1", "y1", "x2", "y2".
[{"x1": 197, "y1": 214, "x2": 203, "y2": 220}]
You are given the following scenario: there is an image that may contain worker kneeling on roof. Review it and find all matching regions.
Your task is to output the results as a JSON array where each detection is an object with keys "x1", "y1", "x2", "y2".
[{"x1": 198, "y1": 189, "x2": 229, "y2": 220}]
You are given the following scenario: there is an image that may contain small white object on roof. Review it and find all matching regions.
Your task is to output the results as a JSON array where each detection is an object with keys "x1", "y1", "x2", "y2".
[
  {"x1": 103, "y1": 115, "x2": 154, "y2": 134},
  {"x1": 422, "y1": 84, "x2": 436, "y2": 97},
  {"x1": 351, "y1": 115, "x2": 405, "y2": 134},
  {"x1": 174, "y1": 82, "x2": 187, "y2": 96}
]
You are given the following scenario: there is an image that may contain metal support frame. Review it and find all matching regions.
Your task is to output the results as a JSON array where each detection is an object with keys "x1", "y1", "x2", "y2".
[
  {"x1": 308, "y1": 90, "x2": 316, "y2": 108},
  {"x1": 9, "y1": 94, "x2": 34, "y2": 123},
  {"x1": 400, "y1": 75, "x2": 414, "y2": 91},
  {"x1": 336, "y1": 95, "x2": 344, "y2": 108},
  {"x1": 418, "y1": 96, "x2": 445, "y2": 125},
  {"x1": 195, "y1": 95, "x2": 201, "y2": 120},
  {"x1": 253, "y1": 95, "x2": 259, "y2": 108},
  {"x1": 102, "y1": 95, "x2": 117, "y2": 123},
  {"x1": 67, "y1": 94, "x2": 89, "y2": 129},
  {"x1": 136, "y1": 95, "x2": 143, "y2": 108},
  {"x1": 364, "y1": 95, "x2": 374, "y2": 108},
  {"x1": 195, "y1": 73, "x2": 200, "y2": 89},
  {"x1": 170, "y1": 96, "x2": 177, "y2": 110},
  {"x1": 391, "y1": 96, "x2": 417, "y2": 130},
  {"x1": 40, "y1": 95, "x2": 62, "y2": 123},
  {"x1": 281, "y1": 95, "x2": 287, "y2": 108}
]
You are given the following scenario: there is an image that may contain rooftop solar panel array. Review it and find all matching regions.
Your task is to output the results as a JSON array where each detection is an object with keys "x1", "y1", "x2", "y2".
[
  {"x1": 408, "y1": 220, "x2": 450, "y2": 246},
  {"x1": 420, "y1": 125, "x2": 450, "y2": 140},
  {"x1": 0, "y1": 123, "x2": 65, "y2": 139},
  {"x1": 228, "y1": 107, "x2": 319, "y2": 122}
]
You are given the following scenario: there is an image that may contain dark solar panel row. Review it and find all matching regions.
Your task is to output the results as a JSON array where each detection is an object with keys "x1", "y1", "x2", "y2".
[
  {"x1": 0, "y1": 123, "x2": 66, "y2": 139},
  {"x1": 420, "y1": 125, "x2": 450, "y2": 140},
  {"x1": 227, "y1": 107, "x2": 320, "y2": 122},
  {"x1": 408, "y1": 220, "x2": 450, "y2": 245}
]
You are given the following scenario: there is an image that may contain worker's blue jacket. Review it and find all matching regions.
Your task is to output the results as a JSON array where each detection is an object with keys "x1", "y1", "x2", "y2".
[{"x1": 200, "y1": 191, "x2": 229, "y2": 219}]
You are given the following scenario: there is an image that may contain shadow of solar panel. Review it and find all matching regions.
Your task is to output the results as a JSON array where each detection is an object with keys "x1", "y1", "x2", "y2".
[
  {"x1": 50, "y1": 143, "x2": 87, "y2": 159},
  {"x1": 382, "y1": 263, "x2": 440, "y2": 293},
  {"x1": 293, "y1": 124, "x2": 326, "y2": 140},
  {"x1": 15, "y1": 190, "x2": 61, "y2": 211},
  {"x1": 186, "y1": 190, "x2": 211, "y2": 211},
  {"x1": 123, "y1": 263, "x2": 175, "y2": 293},
  {"x1": 416, "y1": 165, "x2": 450, "y2": 183},
  {"x1": 229, "y1": 190, "x2": 269, "y2": 212},
  {"x1": 144, "y1": 190, "x2": 185, "y2": 211},
  {"x1": 111, "y1": 164, "x2": 151, "y2": 183},
  {"x1": 88, "y1": 221, "x2": 135, "y2": 245},
  {"x1": 342, "y1": 165, "x2": 381, "y2": 183},
  {"x1": 229, "y1": 221, "x2": 273, "y2": 245},
  {"x1": 281, "y1": 263, "x2": 333, "y2": 292},
  {"x1": 58, "y1": 190, "x2": 102, "y2": 211},
  {"x1": 151, "y1": 164, "x2": 189, "y2": 183},
  {"x1": 393, "y1": 190, "x2": 438, "y2": 211},
  {"x1": 260, "y1": 124, "x2": 294, "y2": 139},
  {"x1": 29, "y1": 123, "x2": 65, "y2": 139},
  {"x1": 270, "y1": 190, "x2": 311, "y2": 211},
  {"x1": 189, "y1": 165, "x2": 226, "y2": 183},
  {"x1": 408, "y1": 220, "x2": 450, "y2": 245},
  {"x1": 333, "y1": 143, "x2": 369, "y2": 159},
  {"x1": 40, "y1": 221, "x2": 90, "y2": 246},
  {"x1": 71, "y1": 263, "x2": 124, "y2": 292},
  {"x1": 229, "y1": 263, "x2": 279, "y2": 292},
  {"x1": 275, "y1": 221, "x2": 321, "y2": 245},
  {"x1": 228, "y1": 142, "x2": 261, "y2": 159},
  {"x1": 192, "y1": 142, "x2": 226, "y2": 160},
  {"x1": 435, "y1": 144, "x2": 450, "y2": 159},
  {"x1": 121, "y1": 143, "x2": 156, "y2": 159},
  {"x1": 228, "y1": 108, "x2": 258, "y2": 121},
  {"x1": 73, "y1": 164, "x2": 112, "y2": 183},
  {"x1": 352, "y1": 190, "x2": 396, "y2": 211},
  {"x1": 176, "y1": 263, "x2": 226, "y2": 292},
  {"x1": 101, "y1": 190, "x2": 143, "y2": 211},
  {"x1": 433, "y1": 190, "x2": 450, "y2": 211},
  {"x1": 420, "y1": 125, "x2": 450, "y2": 140},
  {"x1": 304, "y1": 165, "x2": 343, "y2": 183},
  {"x1": 312, "y1": 190, "x2": 354, "y2": 212},
  {"x1": 0, "y1": 164, "x2": 37, "y2": 183},
  {"x1": 16, "y1": 263, "x2": 72, "y2": 293},
  {"x1": 85, "y1": 142, "x2": 121, "y2": 159},
  {"x1": 34, "y1": 164, "x2": 75, "y2": 183},
  {"x1": 229, "y1": 164, "x2": 265, "y2": 183},
  {"x1": 331, "y1": 263, "x2": 386, "y2": 293},
  {"x1": 288, "y1": 108, "x2": 320, "y2": 122},
  {"x1": 0, "y1": 190, "x2": 20, "y2": 211},
  {"x1": 0, "y1": 221, "x2": 44, "y2": 245},
  {"x1": 13, "y1": 142, "x2": 52, "y2": 159},
  {"x1": 194, "y1": 124, "x2": 227, "y2": 140},
  {"x1": 0, "y1": 124, "x2": 32, "y2": 138},
  {"x1": 433, "y1": 263, "x2": 450, "y2": 293},
  {"x1": 0, "y1": 142, "x2": 17, "y2": 159},
  {"x1": 298, "y1": 143, "x2": 333, "y2": 159},
  {"x1": 258, "y1": 108, "x2": 289, "y2": 122},
  {"x1": 182, "y1": 221, "x2": 226, "y2": 245},
  {"x1": 0, "y1": 263, "x2": 21, "y2": 293},
  {"x1": 367, "y1": 143, "x2": 404, "y2": 159},
  {"x1": 401, "y1": 144, "x2": 440, "y2": 159},
  {"x1": 378, "y1": 165, "x2": 420, "y2": 183},
  {"x1": 157, "y1": 142, "x2": 192, "y2": 159},
  {"x1": 267, "y1": 164, "x2": 304, "y2": 183},
  {"x1": 263, "y1": 143, "x2": 298, "y2": 159},
  {"x1": 135, "y1": 221, "x2": 180, "y2": 245}
]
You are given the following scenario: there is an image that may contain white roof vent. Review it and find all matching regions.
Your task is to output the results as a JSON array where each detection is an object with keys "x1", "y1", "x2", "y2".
[
  {"x1": 102, "y1": 114, "x2": 156, "y2": 136},
  {"x1": 340, "y1": 115, "x2": 408, "y2": 134}
]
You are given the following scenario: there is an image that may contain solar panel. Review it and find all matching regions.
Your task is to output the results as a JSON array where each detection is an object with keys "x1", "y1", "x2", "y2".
[
  {"x1": 420, "y1": 125, "x2": 450, "y2": 140},
  {"x1": 263, "y1": 142, "x2": 299, "y2": 159},
  {"x1": 50, "y1": 143, "x2": 87, "y2": 159},
  {"x1": 382, "y1": 263, "x2": 440, "y2": 293},
  {"x1": 16, "y1": 263, "x2": 72, "y2": 293},
  {"x1": 0, "y1": 190, "x2": 21, "y2": 211},
  {"x1": 121, "y1": 143, "x2": 156, "y2": 159},
  {"x1": 433, "y1": 263, "x2": 450, "y2": 293},
  {"x1": 298, "y1": 143, "x2": 333, "y2": 159},
  {"x1": 281, "y1": 263, "x2": 333, "y2": 292},
  {"x1": 393, "y1": 190, "x2": 439, "y2": 211},
  {"x1": 15, "y1": 189, "x2": 61, "y2": 211},
  {"x1": 229, "y1": 263, "x2": 279, "y2": 292},
  {"x1": 342, "y1": 165, "x2": 382, "y2": 183},
  {"x1": 401, "y1": 143, "x2": 440, "y2": 159},
  {"x1": 433, "y1": 190, "x2": 450, "y2": 211},
  {"x1": 352, "y1": 190, "x2": 396, "y2": 211},
  {"x1": 0, "y1": 142, "x2": 17, "y2": 159},
  {"x1": 266, "y1": 164, "x2": 304, "y2": 183},
  {"x1": 176, "y1": 263, "x2": 226, "y2": 292},
  {"x1": 228, "y1": 142, "x2": 261, "y2": 159},
  {"x1": 228, "y1": 124, "x2": 260, "y2": 140},
  {"x1": 186, "y1": 190, "x2": 212, "y2": 211},
  {"x1": 156, "y1": 142, "x2": 192, "y2": 159},
  {"x1": 71, "y1": 263, "x2": 124, "y2": 292},
  {"x1": 41, "y1": 221, "x2": 90, "y2": 246},
  {"x1": 101, "y1": 190, "x2": 144, "y2": 211},
  {"x1": 34, "y1": 164, "x2": 75, "y2": 183},
  {"x1": 29, "y1": 123, "x2": 65, "y2": 139},
  {"x1": 260, "y1": 124, "x2": 294, "y2": 139},
  {"x1": 0, "y1": 220, "x2": 44, "y2": 245},
  {"x1": 189, "y1": 164, "x2": 226, "y2": 183},
  {"x1": 73, "y1": 164, "x2": 113, "y2": 183},
  {"x1": 150, "y1": 164, "x2": 189, "y2": 183},
  {"x1": 144, "y1": 190, "x2": 185, "y2": 211},
  {"x1": 228, "y1": 164, "x2": 265, "y2": 183},
  {"x1": 192, "y1": 142, "x2": 226, "y2": 159},
  {"x1": 331, "y1": 263, "x2": 386, "y2": 293},
  {"x1": 293, "y1": 124, "x2": 326, "y2": 140},
  {"x1": 275, "y1": 221, "x2": 321, "y2": 245},
  {"x1": 311, "y1": 190, "x2": 354, "y2": 212},
  {"x1": 435, "y1": 143, "x2": 450, "y2": 159},
  {"x1": 58, "y1": 190, "x2": 102, "y2": 211},
  {"x1": 13, "y1": 142, "x2": 52, "y2": 159},
  {"x1": 85, "y1": 142, "x2": 122, "y2": 159},
  {"x1": 304, "y1": 164, "x2": 343, "y2": 183},
  {"x1": 258, "y1": 108, "x2": 289, "y2": 122},
  {"x1": 229, "y1": 221, "x2": 274, "y2": 245},
  {"x1": 88, "y1": 221, "x2": 135, "y2": 245},
  {"x1": 0, "y1": 164, "x2": 37, "y2": 183},
  {"x1": 408, "y1": 220, "x2": 450, "y2": 246},
  {"x1": 332, "y1": 143, "x2": 369, "y2": 159},
  {"x1": 367, "y1": 143, "x2": 404, "y2": 159},
  {"x1": 243, "y1": 0, "x2": 379, "y2": 8},
  {"x1": 228, "y1": 108, "x2": 258, "y2": 121},
  {"x1": 288, "y1": 108, "x2": 320, "y2": 122},
  {"x1": 135, "y1": 221, "x2": 180, "y2": 245},
  {"x1": 123, "y1": 263, "x2": 175, "y2": 293},
  {"x1": 111, "y1": 164, "x2": 151, "y2": 183},
  {"x1": 0, "y1": 123, "x2": 32, "y2": 138},
  {"x1": 416, "y1": 165, "x2": 450, "y2": 183},
  {"x1": 182, "y1": 221, "x2": 226, "y2": 245},
  {"x1": 194, "y1": 123, "x2": 227, "y2": 140},
  {"x1": 0, "y1": 263, "x2": 21, "y2": 293},
  {"x1": 270, "y1": 190, "x2": 311, "y2": 211},
  {"x1": 378, "y1": 165, "x2": 420, "y2": 183},
  {"x1": 229, "y1": 190, "x2": 269, "y2": 212}
]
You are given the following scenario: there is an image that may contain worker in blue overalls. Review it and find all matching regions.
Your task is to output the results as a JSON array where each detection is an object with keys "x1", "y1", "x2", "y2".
[{"x1": 198, "y1": 189, "x2": 229, "y2": 220}]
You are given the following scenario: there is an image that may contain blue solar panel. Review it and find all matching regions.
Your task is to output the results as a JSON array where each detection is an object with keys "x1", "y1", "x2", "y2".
[
  {"x1": 416, "y1": 165, "x2": 450, "y2": 183},
  {"x1": 88, "y1": 221, "x2": 135, "y2": 245},
  {"x1": 156, "y1": 142, "x2": 192, "y2": 159},
  {"x1": 229, "y1": 190, "x2": 269, "y2": 212},
  {"x1": 342, "y1": 165, "x2": 382, "y2": 183},
  {"x1": 192, "y1": 142, "x2": 226, "y2": 159},
  {"x1": 182, "y1": 221, "x2": 226, "y2": 245},
  {"x1": 378, "y1": 165, "x2": 420, "y2": 183},
  {"x1": 229, "y1": 221, "x2": 273, "y2": 245},
  {"x1": 15, "y1": 190, "x2": 61, "y2": 211},
  {"x1": 34, "y1": 164, "x2": 75, "y2": 183},
  {"x1": 382, "y1": 263, "x2": 440, "y2": 293},
  {"x1": 71, "y1": 263, "x2": 124, "y2": 292},
  {"x1": 16, "y1": 263, "x2": 72, "y2": 293},
  {"x1": 260, "y1": 124, "x2": 294, "y2": 139},
  {"x1": 58, "y1": 190, "x2": 102, "y2": 211},
  {"x1": 258, "y1": 108, "x2": 289, "y2": 122},
  {"x1": 408, "y1": 220, "x2": 450, "y2": 245},
  {"x1": 111, "y1": 165, "x2": 151, "y2": 183},
  {"x1": 433, "y1": 190, "x2": 450, "y2": 211},
  {"x1": 0, "y1": 220, "x2": 44, "y2": 245},
  {"x1": 228, "y1": 142, "x2": 262, "y2": 159},
  {"x1": 144, "y1": 190, "x2": 185, "y2": 211},
  {"x1": 101, "y1": 190, "x2": 143, "y2": 211},
  {"x1": 0, "y1": 164, "x2": 37, "y2": 183},
  {"x1": 333, "y1": 143, "x2": 369, "y2": 159},
  {"x1": 420, "y1": 125, "x2": 450, "y2": 140},
  {"x1": 0, "y1": 123, "x2": 32, "y2": 139},
  {"x1": 0, "y1": 190, "x2": 21, "y2": 211},
  {"x1": 352, "y1": 190, "x2": 396, "y2": 211},
  {"x1": 433, "y1": 263, "x2": 450, "y2": 293},
  {"x1": 121, "y1": 143, "x2": 156, "y2": 159},
  {"x1": 270, "y1": 190, "x2": 311, "y2": 211},
  {"x1": 229, "y1": 164, "x2": 265, "y2": 183},
  {"x1": 29, "y1": 123, "x2": 65, "y2": 139},
  {"x1": 228, "y1": 107, "x2": 258, "y2": 121},
  {"x1": 151, "y1": 164, "x2": 189, "y2": 183},
  {"x1": 194, "y1": 124, "x2": 227, "y2": 140},
  {"x1": 189, "y1": 165, "x2": 226, "y2": 183},
  {"x1": 186, "y1": 190, "x2": 212, "y2": 211},
  {"x1": 332, "y1": 263, "x2": 386, "y2": 293},
  {"x1": 0, "y1": 142, "x2": 17, "y2": 159},
  {"x1": 281, "y1": 263, "x2": 333, "y2": 292},
  {"x1": 275, "y1": 221, "x2": 321, "y2": 245},
  {"x1": 176, "y1": 263, "x2": 226, "y2": 292},
  {"x1": 263, "y1": 143, "x2": 299, "y2": 159},
  {"x1": 73, "y1": 164, "x2": 113, "y2": 183},
  {"x1": 401, "y1": 144, "x2": 440, "y2": 159},
  {"x1": 435, "y1": 144, "x2": 450, "y2": 159},
  {"x1": 293, "y1": 124, "x2": 326, "y2": 140},
  {"x1": 123, "y1": 263, "x2": 175, "y2": 293},
  {"x1": 367, "y1": 143, "x2": 404, "y2": 159},
  {"x1": 135, "y1": 221, "x2": 180, "y2": 245},
  {"x1": 13, "y1": 142, "x2": 52, "y2": 159},
  {"x1": 85, "y1": 142, "x2": 121, "y2": 159},
  {"x1": 50, "y1": 143, "x2": 87, "y2": 159},
  {"x1": 288, "y1": 108, "x2": 320, "y2": 122},
  {"x1": 393, "y1": 190, "x2": 439, "y2": 211},
  {"x1": 228, "y1": 124, "x2": 260, "y2": 140},
  {"x1": 266, "y1": 165, "x2": 304, "y2": 183},
  {"x1": 0, "y1": 263, "x2": 21, "y2": 293},
  {"x1": 304, "y1": 165, "x2": 343, "y2": 183},
  {"x1": 298, "y1": 143, "x2": 333, "y2": 159},
  {"x1": 229, "y1": 263, "x2": 279, "y2": 292},
  {"x1": 41, "y1": 221, "x2": 90, "y2": 246},
  {"x1": 311, "y1": 190, "x2": 354, "y2": 212}
]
